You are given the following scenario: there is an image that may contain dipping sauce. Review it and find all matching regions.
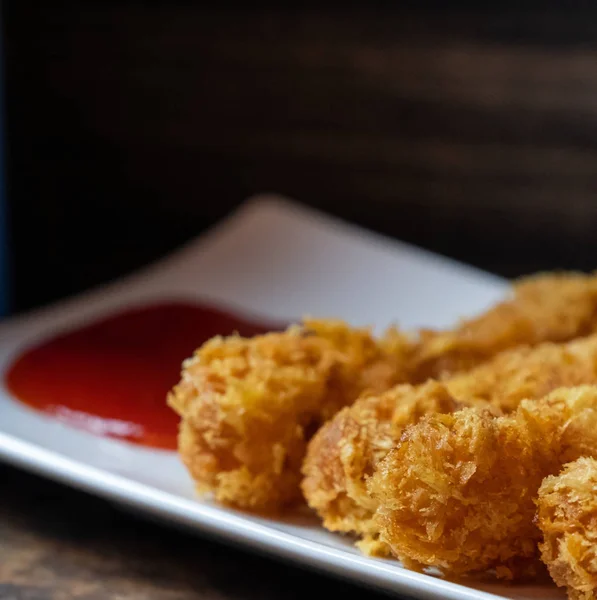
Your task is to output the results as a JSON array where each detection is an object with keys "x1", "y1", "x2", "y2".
[{"x1": 4, "y1": 301, "x2": 280, "y2": 450}]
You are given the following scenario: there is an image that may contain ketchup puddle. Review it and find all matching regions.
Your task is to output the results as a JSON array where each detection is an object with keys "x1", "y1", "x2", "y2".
[{"x1": 4, "y1": 301, "x2": 280, "y2": 449}]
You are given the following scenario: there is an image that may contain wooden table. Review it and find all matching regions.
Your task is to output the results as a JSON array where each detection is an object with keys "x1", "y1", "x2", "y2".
[
  {"x1": 0, "y1": 463, "x2": 392, "y2": 600},
  {"x1": 4, "y1": 2, "x2": 597, "y2": 598}
]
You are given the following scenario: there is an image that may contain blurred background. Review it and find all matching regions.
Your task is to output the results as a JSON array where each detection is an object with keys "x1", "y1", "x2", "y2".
[{"x1": 5, "y1": 3, "x2": 597, "y2": 315}]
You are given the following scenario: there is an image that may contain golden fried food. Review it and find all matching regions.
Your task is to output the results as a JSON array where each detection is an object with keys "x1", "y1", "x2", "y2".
[
  {"x1": 167, "y1": 319, "x2": 411, "y2": 511},
  {"x1": 410, "y1": 272, "x2": 597, "y2": 381},
  {"x1": 302, "y1": 334, "x2": 597, "y2": 547},
  {"x1": 170, "y1": 271, "x2": 597, "y2": 513},
  {"x1": 370, "y1": 386, "x2": 597, "y2": 579},
  {"x1": 537, "y1": 457, "x2": 597, "y2": 600},
  {"x1": 301, "y1": 381, "x2": 463, "y2": 555},
  {"x1": 445, "y1": 333, "x2": 597, "y2": 413}
]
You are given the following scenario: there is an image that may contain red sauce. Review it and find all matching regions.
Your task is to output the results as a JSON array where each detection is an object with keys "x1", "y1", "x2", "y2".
[{"x1": 4, "y1": 301, "x2": 281, "y2": 450}]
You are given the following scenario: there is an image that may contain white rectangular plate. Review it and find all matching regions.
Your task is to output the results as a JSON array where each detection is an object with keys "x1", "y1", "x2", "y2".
[{"x1": 0, "y1": 195, "x2": 563, "y2": 600}]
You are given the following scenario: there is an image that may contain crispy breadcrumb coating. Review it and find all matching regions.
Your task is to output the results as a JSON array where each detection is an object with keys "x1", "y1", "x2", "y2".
[
  {"x1": 301, "y1": 381, "x2": 463, "y2": 555},
  {"x1": 170, "y1": 272, "x2": 597, "y2": 512},
  {"x1": 302, "y1": 334, "x2": 597, "y2": 547},
  {"x1": 370, "y1": 386, "x2": 597, "y2": 578},
  {"x1": 301, "y1": 272, "x2": 597, "y2": 541},
  {"x1": 537, "y1": 457, "x2": 597, "y2": 600},
  {"x1": 445, "y1": 334, "x2": 597, "y2": 413},
  {"x1": 167, "y1": 319, "x2": 411, "y2": 511},
  {"x1": 410, "y1": 272, "x2": 597, "y2": 381}
]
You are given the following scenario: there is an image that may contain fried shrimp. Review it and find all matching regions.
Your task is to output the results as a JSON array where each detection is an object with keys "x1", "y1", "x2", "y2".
[
  {"x1": 167, "y1": 319, "x2": 411, "y2": 511},
  {"x1": 301, "y1": 381, "x2": 464, "y2": 555},
  {"x1": 302, "y1": 334, "x2": 597, "y2": 547},
  {"x1": 170, "y1": 271, "x2": 597, "y2": 513},
  {"x1": 410, "y1": 272, "x2": 597, "y2": 381},
  {"x1": 369, "y1": 386, "x2": 597, "y2": 578},
  {"x1": 445, "y1": 333, "x2": 597, "y2": 413},
  {"x1": 537, "y1": 457, "x2": 597, "y2": 600}
]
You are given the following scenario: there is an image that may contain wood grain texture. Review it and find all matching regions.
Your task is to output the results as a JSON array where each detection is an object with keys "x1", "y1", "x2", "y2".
[
  {"x1": 7, "y1": 4, "x2": 597, "y2": 311},
  {"x1": 0, "y1": 463, "x2": 389, "y2": 600},
  {"x1": 4, "y1": 5, "x2": 597, "y2": 597}
]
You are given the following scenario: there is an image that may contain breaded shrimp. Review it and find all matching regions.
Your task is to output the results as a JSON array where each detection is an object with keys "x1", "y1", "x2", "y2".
[
  {"x1": 301, "y1": 381, "x2": 463, "y2": 555},
  {"x1": 302, "y1": 334, "x2": 597, "y2": 547},
  {"x1": 410, "y1": 272, "x2": 597, "y2": 381},
  {"x1": 537, "y1": 457, "x2": 597, "y2": 600},
  {"x1": 301, "y1": 273, "x2": 597, "y2": 535},
  {"x1": 167, "y1": 319, "x2": 411, "y2": 511},
  {"x1": 171, "y1": 272, "x2": 597, "y2": 512},
  {"x1": 370, "y1": 386, "x2": 597, "y2": 578},
  {"x1": 445, "y1": 334, "x2": 597, "y2": 413}
]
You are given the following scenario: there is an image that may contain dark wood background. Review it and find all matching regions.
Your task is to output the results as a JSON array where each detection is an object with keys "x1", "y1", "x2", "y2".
[
  {"x1": 1, "y1": 462, "x2": 383, "y2": 600},
  {"x1": 4, "y1": 3, "x2": 597, "y2": 599},
  {"x1": 6, "y1": 3, "x2": 597, "y2": 314}
]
